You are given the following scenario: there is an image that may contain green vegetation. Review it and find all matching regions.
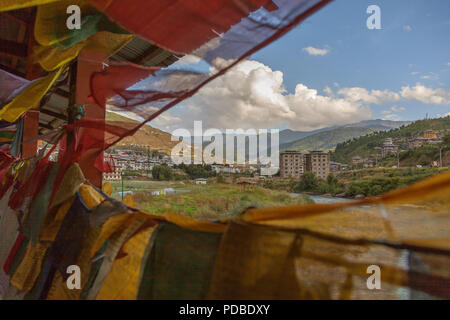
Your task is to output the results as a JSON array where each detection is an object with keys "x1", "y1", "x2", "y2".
[
  {"x1": 266, "y1": 167, "x2": 448, "y2": 198},
  {"x1": 292, "y1": 172, "x2": 345, "y2": 195},
  {"x1": 173, "y1": 163, "x2": 217, "y2": 179},
  {"x1": 338, "y1": 167, "x2": 446, "y2": 197},
  {"x1": 129, "y1": 183, "x2": 312, "y2": 218},
  {"x1": 152, "y1": 164, "x2": 173, "y2": 180},
  {"x1": 293, "y1": 172, "x2": 319, "y2": 192},
  {"x1": 282, "y1": 126, "x2": 377, "y2": 152},
  {"x1": 332, "y1": 117, "x2": 450, "y2": 164}
]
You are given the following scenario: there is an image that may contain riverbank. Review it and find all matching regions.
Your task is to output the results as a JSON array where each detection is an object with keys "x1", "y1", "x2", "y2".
[{"x1": 263, "y1": 167, "x2": 449, "y2": 198}]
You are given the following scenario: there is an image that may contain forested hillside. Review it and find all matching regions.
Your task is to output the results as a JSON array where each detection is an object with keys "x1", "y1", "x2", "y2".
[{"x1": 332, "y1": 117, "x2": 450, "y2": 165}]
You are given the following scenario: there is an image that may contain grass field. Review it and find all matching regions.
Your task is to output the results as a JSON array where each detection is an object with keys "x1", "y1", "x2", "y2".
[
  {"x1": 111, "y1": 180, "x2": 312, "y2": 218},
  {"x1": 335, "y1": 167, "x2": 447, "y2": 184}
]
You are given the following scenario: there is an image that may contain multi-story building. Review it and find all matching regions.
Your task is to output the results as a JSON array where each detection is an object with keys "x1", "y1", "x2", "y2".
[
  {"x1": 103, "y1": 165, "x2": 122, "y2": 181},
  {"x1": 304, "y1": 151, "x2": 330, "y2": 180},
  {"x1": 424, "y1": 130, "x2": 437, "y2": 139},
  {"x1": 280, "y1": 151, "x2": 304, "y2": 178},
  {"x1": 381, "y1": 138, "x2": 398, "y2": 158}
]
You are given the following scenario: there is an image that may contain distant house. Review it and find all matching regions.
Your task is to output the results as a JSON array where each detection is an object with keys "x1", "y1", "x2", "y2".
[
  {"x1": 212, "y1": 164, "x2": 239, "y2": 174},
  {"x1": 352, "y1": 156, "x2": 363, "y2": 164},
  {"x1": 424, "y1": 130, "x2": 437, "y2": 139},
  {"x1": 381, "y1": 138, "x2": 398, "y2": 158},
  {"x1": 364, "y1": 159, "x2": 374, "y2": 168},
  {"x1": 194, "y1": 178, "x2": 207, "y2": 185},
  {"x1": 409, "y1": 136, "x2": 442, "y2": 149},
  {"x1": 236, "y1": 178, "x2": 258, "y2": 191},
  {"x1": 409, "y1": 137, "x2": 429, "y2": 149},
  {"x1": 329, "y1": 161, "x2": 340, "y2": 172}
]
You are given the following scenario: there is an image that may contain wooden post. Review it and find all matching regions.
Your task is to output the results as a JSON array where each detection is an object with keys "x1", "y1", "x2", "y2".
[
  {"x1": 75, "y1": 50, "x2": 108, "y2": 188},
  {"x1": 21, "y1": 8, "x2": 41, "y2": 159}
]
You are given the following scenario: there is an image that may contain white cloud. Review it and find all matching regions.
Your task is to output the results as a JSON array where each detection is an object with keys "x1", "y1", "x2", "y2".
[
  {"x1": 173, "y1": 54, "x2": 202, "y2": 65},
  {"x1": 403, "y1": 25, "x2": 412, "y2": 31},
  {"x1": 381, "y1": 109, "x2": 402, "y2": 121},
  {"x1": 400, "y1": 83, "x2": 450, "y2": 104},
  {"x1": 381, "y1": 106, "x2": 406, "y2": 120},
  {"x1": 302, "y1": 46, "x2": 329, "y2": 56},
  {"x1": 152, "y1": 62, "x2": 449, "y2": 133},
  {"x1": 437, "y1": 112, "x2": 450, "y2": 118},
  {"x1": 410, "y1": 72, "x2": 419, "y2": 75},
  {"x1": 420, "y1": 72, "x2": 439, "y2": 81},
  {"x1": 323, "y1": 86, "x2": 333, "y2": 96},
  {"x1": 166, "y1": 60, "x2": 370, "y2": 131},
  {"x1": 338, "y1": 83, "x2": 450, "y2": 106},
  {"x1": 391, "y1": 106, "x2": 406, "y2": 112},
  {"x1": 151, "y1": 113, "x2": 182, "y2": 128},
  {"x1": 337, "y1": 87, "x2": 400, "y2": 105}
]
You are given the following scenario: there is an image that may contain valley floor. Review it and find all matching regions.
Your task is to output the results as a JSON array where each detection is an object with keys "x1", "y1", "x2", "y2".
[{"x1": 110, "y1": 181, "x2": 312, "y2": 218}]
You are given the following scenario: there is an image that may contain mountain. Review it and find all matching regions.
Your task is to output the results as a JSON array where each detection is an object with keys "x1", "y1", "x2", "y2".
[
  {"x1": 106, "y1": 112, "x2": 179, "y2": 154},
  {"x1": 279, "y1": 127, "x2": 336, "y2": 145},
  {"x1": 105, "y1": 112, "x2": 417, "y2": 161},
  {"x1": 332, "y1": 117, "x2": 450, "y2": 164},
  {"x1": 347, "y1": 119, "x2": 412, "y2": 130},
  {"x1": 280, "y1": 119, "x2": 412, "y2": 152},
  {"x1": 282, "y1": 126, "x2": 377, "y2": 152}
]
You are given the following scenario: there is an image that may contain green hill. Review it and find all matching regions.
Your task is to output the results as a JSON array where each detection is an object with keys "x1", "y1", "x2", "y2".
[
  {"x1": 280, "y1": 119, "x2": 411, "y2": 153},
  {"x1": 332, "y1": 117, "x2": 450, "y2": 165},
  {"x1": 281, "y1": 126, "x2": 377, "y2": 152}
]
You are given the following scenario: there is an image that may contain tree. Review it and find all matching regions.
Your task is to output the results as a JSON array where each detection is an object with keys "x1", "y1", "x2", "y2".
[
  {"x1": 152, "y1": 164, "x2": 173, "y2": 180},
  {"x1": 294, "y1": 172, "x2": 318, "y2": 192},
  {"x1": 327, "y1": 173, "x2": 338, "y2": 186}
]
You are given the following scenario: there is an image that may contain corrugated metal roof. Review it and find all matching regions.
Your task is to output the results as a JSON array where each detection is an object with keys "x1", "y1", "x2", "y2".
[{"x1": 110, "y1": 36, "x2": 180, "y2": 66}]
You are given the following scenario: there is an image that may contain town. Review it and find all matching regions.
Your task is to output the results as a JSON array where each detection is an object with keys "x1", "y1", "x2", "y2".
[{"x1": 102, "y1": 127, "x2": 448, "y2": 182}]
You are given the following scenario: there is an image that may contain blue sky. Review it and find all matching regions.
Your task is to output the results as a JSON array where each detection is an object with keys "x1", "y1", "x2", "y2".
[
  {"x1": 252, "y1": 0, "x2": 450, "y2": 121},
  {"x1": 148, "y1": 0, "x2": 450, "y2": 132}
]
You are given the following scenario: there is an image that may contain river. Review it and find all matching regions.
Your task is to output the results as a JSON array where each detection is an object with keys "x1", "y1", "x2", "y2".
[{"x1": 293, "y1": 193, "x2": 353, "y2": 204}]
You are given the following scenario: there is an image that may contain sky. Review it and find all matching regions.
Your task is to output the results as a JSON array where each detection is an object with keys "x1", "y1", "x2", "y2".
[{"x1": 148, "y1": 0, "x2": 450, "y2": 133}]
